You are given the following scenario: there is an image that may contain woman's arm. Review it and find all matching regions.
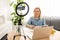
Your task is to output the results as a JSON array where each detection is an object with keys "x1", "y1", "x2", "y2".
[
  {"x1": 26, "y1": 24, "x2": 35, "y2": 29},
  {"x1": 26, "y1": 17, "x2": 35, "y2": 29}
]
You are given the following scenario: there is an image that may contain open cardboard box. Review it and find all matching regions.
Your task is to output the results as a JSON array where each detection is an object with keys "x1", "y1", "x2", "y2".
[
  {"x1": 32, "y1": 26, "x2": 53, "y2": 40},
  {"x1": 32, "y1": 37, "x2": 49, "y2": 40}
]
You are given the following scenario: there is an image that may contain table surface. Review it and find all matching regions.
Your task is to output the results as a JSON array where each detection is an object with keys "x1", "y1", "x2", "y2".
[
  {"x1": 22, "y1": 27, "x2": 60, "y2": 40},
  {"x1": 8, "y1": 26, "x2": 60, "y2": 40}
]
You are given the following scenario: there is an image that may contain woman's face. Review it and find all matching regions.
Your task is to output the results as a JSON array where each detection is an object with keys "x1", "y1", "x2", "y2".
[{"x1": 34, "y1": 8, "x2": 41, "y2": 18}]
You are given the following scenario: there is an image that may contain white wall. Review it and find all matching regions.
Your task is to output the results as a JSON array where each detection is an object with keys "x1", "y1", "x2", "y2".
[
  {"x1": 0, "y1": 0, "x2": 10, "y2": 22},
  {"x1": 24, "y1": 0, "x2": 60, "y2": 23},
  {"x1": 0, "y1": 0, "x2": 60, "y2": 23}
]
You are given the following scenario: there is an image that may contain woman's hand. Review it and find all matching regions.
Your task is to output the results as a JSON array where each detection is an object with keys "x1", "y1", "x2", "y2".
[
  {"x1": 42, "y1": 25, "x2": 48, "y2": 27},
  {"x1": 26, "y1": 24, "x2": 35, "y2": 29},
  {"x1": 30, "y1": 25, "x2": 35, "y2": 29}
]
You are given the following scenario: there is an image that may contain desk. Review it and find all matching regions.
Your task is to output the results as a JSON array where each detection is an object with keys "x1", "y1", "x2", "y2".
[{"x1": 7, "y1": 27, "x2": 60, "y2": 40}]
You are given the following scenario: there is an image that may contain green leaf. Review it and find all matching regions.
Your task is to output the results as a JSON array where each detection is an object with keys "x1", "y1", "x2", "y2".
[
  {"x1": 21, "y1": 17, "x2": 24, "y2": 20},
  {"x1": 11, "y1": 12, "x2": 16, "y2": 15},
  {"x1": 13, "y1": 4, "x2": 17, "y2": 10},
  {"x1": 22, "y1": 0, "x2": 24, "y2": 2},
  {"x1": 20, "y1": 0, "x2": 24, "y2": 2},
  {"x1": 17, "y1": 0, "x2": 24, "y2": 4},
  {"x1": 10, "y1": 1, "x2": 14, "y2": 6},
  {"x1": 17, "y1": 0, "x2": 20, "y2": 3},
  {"x1": 14, "y1": 21, "x2": 17, "y2": 25}
]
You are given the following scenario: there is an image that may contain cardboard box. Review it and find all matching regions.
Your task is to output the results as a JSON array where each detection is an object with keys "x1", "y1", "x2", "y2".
[
  {"x1": 32, "y1": 27, "x2": 52, "y2": 40},
  {"x1": 33, "y1": 37, "x2": 49, "y2": 40}
]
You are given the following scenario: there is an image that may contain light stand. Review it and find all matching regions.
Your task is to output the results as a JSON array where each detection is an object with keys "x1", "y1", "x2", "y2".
[{"x1": 13, "y1": 2, "x2": 29, "y2": 40}]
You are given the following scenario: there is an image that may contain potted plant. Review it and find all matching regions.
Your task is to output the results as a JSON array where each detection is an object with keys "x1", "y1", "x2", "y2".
[
  {"x1": 10, "y1": 0, "x2": 24, "y2": 25},
  {"x1": 10, "y1": 0, "x2": 24, "y2": 30}
]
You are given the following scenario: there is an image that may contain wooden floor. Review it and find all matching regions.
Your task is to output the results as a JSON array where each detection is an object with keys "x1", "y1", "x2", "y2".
[
  {"x1": 7, "y1": 30, "x2": 27, "y2": 40},
  {"x1": 7, "y1": 30, "x2": 20, "y2": 40},
  {"x1": 7, "y1": 28, "x2": 60, "y2": 40},
  {"x1": 7, "y1": 30, "x2": 49, "y2": 40}
]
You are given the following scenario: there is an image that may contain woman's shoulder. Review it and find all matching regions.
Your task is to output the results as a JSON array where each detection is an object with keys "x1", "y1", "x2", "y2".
[
  {"x1": 30, "y1": 16, "x2": 34, "y2": 19},
  {"x1": 40, "y1": 17, "x2": 45, "y2": 20}
]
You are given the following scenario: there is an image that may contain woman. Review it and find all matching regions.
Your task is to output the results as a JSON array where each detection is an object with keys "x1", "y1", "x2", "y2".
[{"x1": 26, "y1": 7, "x2": 46, "y2": 29}]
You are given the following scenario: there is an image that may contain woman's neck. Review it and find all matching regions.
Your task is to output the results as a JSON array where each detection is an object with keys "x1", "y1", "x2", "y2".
[{"x1": 34, "y1": 16, "x2": 40, "y2": 20}]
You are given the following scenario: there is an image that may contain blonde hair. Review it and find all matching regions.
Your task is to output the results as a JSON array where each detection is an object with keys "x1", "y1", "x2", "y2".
[{"x1": 34, "y1": 7, "x2": 41, "y2": 19}]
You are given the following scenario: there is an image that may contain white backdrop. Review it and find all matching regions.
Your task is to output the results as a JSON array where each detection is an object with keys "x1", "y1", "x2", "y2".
[
  {"x1": 0, "y1": 0, "x2": 10, "y2": 22},
  {"x1": 0, "y1": 0, "x2": 60, "y2": 23},
  {"x1": 24, "y1": 0, "x2": 60, "y2": 23}
]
